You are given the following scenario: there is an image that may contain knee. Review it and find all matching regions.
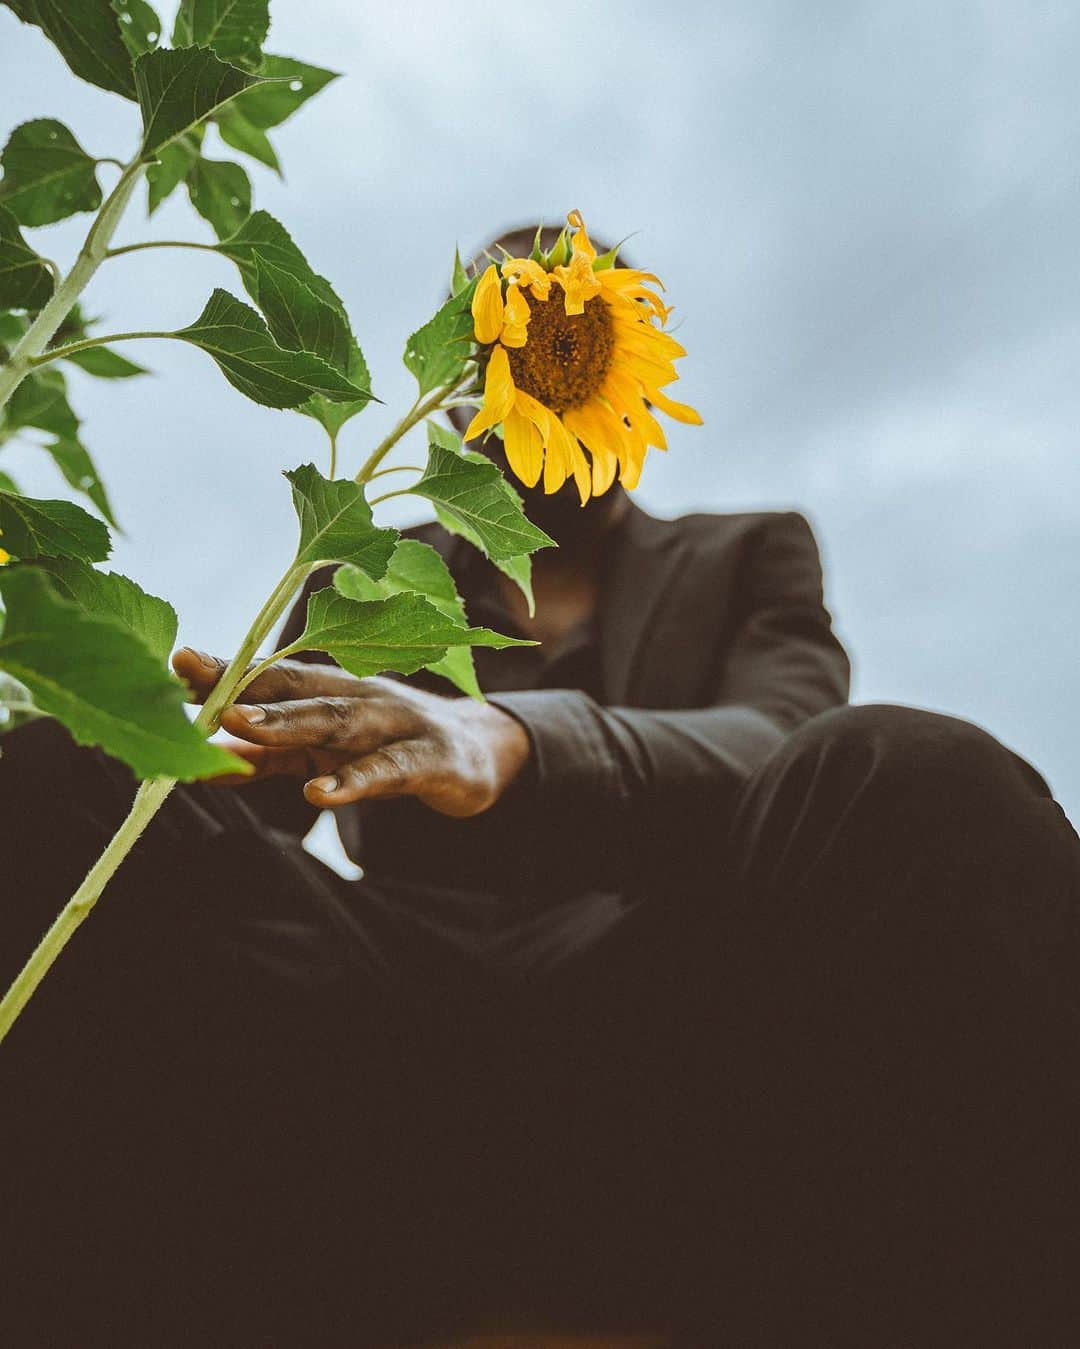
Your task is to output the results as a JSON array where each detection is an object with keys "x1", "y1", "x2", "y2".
[{"x1": 776, "y1": 701, "x2": 1049, "y2": 812}]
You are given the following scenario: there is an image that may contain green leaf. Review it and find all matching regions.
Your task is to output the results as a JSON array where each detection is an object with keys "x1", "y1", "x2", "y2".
[
  {"x1": 0, "y1": 566, "x2": 246, "y2": 780},
  {"x1": 1, "y1": 368, "x2": 119, "y2": 524},
  {"x1": 215, "y1": 104, "x2": 279, "y2": 172},
  {"x1": 2, "y1": 0, "x2": 138, "y2": 100},
  {"x1": 451, "y1": 246, "x2": 470, "y2": 297},
  {"x1": 0, "y1": 309, "x2": 27, "y2": 346},
  {"x1": 110, "y1": 0, "x2": 161, "y2": 58},
  {"x1": 416, "y1": 424, "x2": 543, "y2": 612},
  {"x1": 0, "y1": 205, "x2": 54, "y2": 310},
  {"x1": 0, "y1": 489, "x2": 110, "y2": 561},
  {"x1": 146, "y1": 133, "x2": 198, "y2": 214},
  {"x1": 172, "y1": 0, "x2": 268, "y2": 72},
  {"x1": 484, "y1": 550, "x2": 534, "y2": 617},
  {"x1": 253, "y1": 255, "x2": 350, "y2": 371},
  {"x1": 62, "y1": 344, "x2": 148, "y2": 378},
  {"x1": 186, "y1": 155, "x2": 251, "y2": 240},
  {"x1": 0, "y1": 470, "x2": 21, "y2": 494},
  {"x1": 411, "y1": 430, "x2": 554, "y2": 563},
  {"x1": 29, "y1": 556, "x2": 175, "y2": 663},
  {"x1": 0, "y1": 119, "x2": 101, "y2": 227},
  {"x1": 44, "y1": 436, "x2": 119, "y2": 529},
  {"x1": 217, "y1": 212, "x2": 375, "y2": 427},
  {"x1": 216, "y1": 209, "x2": 343, "y2": 309},
  {"x1": 403, "y1": 276, "x2": 478, "y2": 396},
  {"x1": 174, "y1": 288, "x2": 370, "y2": 408},
  {"x1": 289, "y1": 588, "x2": 532, "y2": 680},
  {"x1": 228, "y1": 54, "x2": 338, "y2": 130},
  {"x1": 298, "y1": 337, "x2": 372, "y2": 438},
  {"x1": 5, "y1": 367, "x2": 78, "y2": 439},
  {"x1": 135, "y1": 45, "x2": 266, "y2": 160},
  {"x1": 335, "y1": 539, "x2": 485, "y2": 699},
  {"x1": 285, "y1": 462, "x2": 397, "y2": 577}
]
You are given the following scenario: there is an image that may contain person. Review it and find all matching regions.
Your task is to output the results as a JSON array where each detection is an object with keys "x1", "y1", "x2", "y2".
[{"x1": 2, "y1": 228, "x2": 1079, "y2": 1349}]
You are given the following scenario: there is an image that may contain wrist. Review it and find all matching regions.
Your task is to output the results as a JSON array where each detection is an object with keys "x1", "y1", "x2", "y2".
[{"x1": 464, "y1": 698, "x2": 531, "y2": 797}]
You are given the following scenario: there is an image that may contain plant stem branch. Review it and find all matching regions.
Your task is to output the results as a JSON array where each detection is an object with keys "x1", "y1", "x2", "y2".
[
  {"x1": 354, "y1": 379, "x2": 467, "y2": 486},
  {"x1": 363, "y1": 463, "x2": 423, "y2": 482},
  {"x1": 105, "y1": 240, "x2": 220, "y2": 260},
  {"x1": 327, "y1": 429, "x2": 338, "y2": 481},
  {"x1": 29, "y1": 332, "x2": 172, "y2": 368},
  {"x1": 193, "y1": 563, "x2": 309, "y2": 734},
  {"x1": 0, "y1": 776, "x2": 175, "y2": 1045},
  {"x1": 366, "y1": 487, "x2": 412, "y2": 507},
  {"x1": 0, "y1": 157, "x2": 143, "y2": 413}
]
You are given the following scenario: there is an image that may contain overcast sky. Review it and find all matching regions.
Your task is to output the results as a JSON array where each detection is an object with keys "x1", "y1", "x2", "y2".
[{"x1": 3, "y1": 0, "x2": 1078, "y2": 834}]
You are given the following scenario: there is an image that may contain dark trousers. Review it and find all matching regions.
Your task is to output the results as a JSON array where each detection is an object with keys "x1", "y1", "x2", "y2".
[{"x1": 1, "y1": 703, "x2": 1078, "y2": 1347}]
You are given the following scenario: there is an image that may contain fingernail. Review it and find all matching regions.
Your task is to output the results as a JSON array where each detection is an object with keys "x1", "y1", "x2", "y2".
[
  {"x1": 239, "y1": 706, "x2": 266, "y2": 723},
  {"x1": 310, "y1": 776, "x2": 339, "y2": 794},
  {"x1": 193, "y1": 650, "x2": 217, "y2": 669}
]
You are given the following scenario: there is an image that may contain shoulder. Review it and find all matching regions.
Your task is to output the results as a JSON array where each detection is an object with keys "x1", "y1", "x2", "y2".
[{"x1": 630, "y1": 502, "x2": 824, "y2": 556}]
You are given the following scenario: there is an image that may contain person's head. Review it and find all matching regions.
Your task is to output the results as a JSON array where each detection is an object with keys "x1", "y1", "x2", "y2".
[{"x1": 448, "y1": 221, "x2": 632, "y2": 548}]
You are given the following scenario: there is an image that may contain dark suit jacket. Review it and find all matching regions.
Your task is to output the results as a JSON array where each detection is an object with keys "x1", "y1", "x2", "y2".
[{"x1": 259, "y1": 500, "x2": 851, "y2": 900}]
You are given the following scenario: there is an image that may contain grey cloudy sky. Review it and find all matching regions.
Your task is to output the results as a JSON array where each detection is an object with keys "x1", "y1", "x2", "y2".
[{"x1": 3, "y1": 0, "x2": 1078, "y2": 829}]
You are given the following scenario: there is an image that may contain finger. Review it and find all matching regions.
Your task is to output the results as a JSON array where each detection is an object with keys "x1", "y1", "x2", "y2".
[
  {"x1": 204, "y1": 740, "x2": 341, "y2": 785},
  {"x1": 220, "y1": 696, "x2": 418, "y2": 752},
  {"x1": 171, "y1": 648, "x2": 235, "y2": 702},
  {"x1": 172, "y1": 649, "x2": 367, "y2": 705},
  {"x1": 304, "y1": 742, "x2": 429, "y2": 807},
  {"x1": 238, "y1": 659, "x2": 368, "y2": 705}
]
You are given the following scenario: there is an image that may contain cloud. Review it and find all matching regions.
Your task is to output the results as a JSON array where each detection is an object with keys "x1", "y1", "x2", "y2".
[{"x1": 2, "y1": 0, "x2": 1077, "y2": 820}]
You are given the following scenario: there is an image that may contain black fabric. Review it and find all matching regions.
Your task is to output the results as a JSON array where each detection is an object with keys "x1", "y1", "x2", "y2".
[
  {"x1": 2, "y1": 503, "x2": 1078, "y2": 1346},
  {"x1": 2, "y1": 703, "x2": 1079, "y2": 1347}
]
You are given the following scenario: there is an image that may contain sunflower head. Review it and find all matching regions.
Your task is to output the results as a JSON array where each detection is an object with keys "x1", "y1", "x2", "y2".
[{"x1": 464, "y1": 210, "x2": 702, "y2": 504}]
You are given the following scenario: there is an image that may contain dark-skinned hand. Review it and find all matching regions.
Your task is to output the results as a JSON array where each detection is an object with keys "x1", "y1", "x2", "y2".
[{"x1": 171, "y1": 648, "x2": 531, "y2": 818}]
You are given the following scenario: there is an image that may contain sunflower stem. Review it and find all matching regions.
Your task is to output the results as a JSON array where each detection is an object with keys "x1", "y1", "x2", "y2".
[
  {"x1": 354, "y1": 379, "x2": 468, "y2": 486},
  {"x1": 0, "y1": 559, "x2": 310, "y2": 1046},
  {"x1": 0, "y1": 156, "x2": 143, "y2": 413}
]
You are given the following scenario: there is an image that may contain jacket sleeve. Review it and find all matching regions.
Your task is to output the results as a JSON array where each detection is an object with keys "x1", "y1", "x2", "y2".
[{"x1": 484, "y1": 511, "x2": 852, "y2": 890}]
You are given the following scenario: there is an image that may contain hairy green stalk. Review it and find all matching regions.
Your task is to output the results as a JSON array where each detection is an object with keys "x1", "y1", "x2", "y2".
[
  {"x1": 0, "y1": 562, "x2": 309, "y2": 1046},
  {"x1": 0, "y1": 160, "x2": 143, "y2": 413}
]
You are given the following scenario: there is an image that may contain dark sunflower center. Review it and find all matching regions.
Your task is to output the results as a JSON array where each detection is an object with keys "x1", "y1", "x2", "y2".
[{"x1": 506, "y1": 281, "x2": 613, "y2": 413}]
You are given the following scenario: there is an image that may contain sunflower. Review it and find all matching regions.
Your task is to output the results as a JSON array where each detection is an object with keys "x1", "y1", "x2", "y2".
[{"x1": 464, "y1": 210, "x2": 702, "y2": 503}]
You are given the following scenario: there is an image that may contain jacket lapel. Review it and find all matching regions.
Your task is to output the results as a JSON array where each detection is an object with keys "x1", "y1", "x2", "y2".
[{"x1": 600, "y1": 500, "x2": 691, "y2": 705}]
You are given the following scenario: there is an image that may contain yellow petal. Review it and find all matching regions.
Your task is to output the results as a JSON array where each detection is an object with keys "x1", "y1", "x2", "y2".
[
  {"x1": 566, "y1": 209, "x2": 597, "y2": 262},
  {"x1": 499, "y1": 283, "x2": 531, "y2": 349},
  {"x1": 543, "y1": 413, "x2": 582, "y2": 495},
  {"x1": 552, "y1": 252, "x2": 602, "y2": 315},
  {"x1": 472, "y1": 263, "x2": 505, "y2": 345},
  {"x1": 591, "y1": 447, "x2": 619, "y2": 496},
  {"x1": 0, "y1": 548, "x2": 10, "y2": 566},
  {"x1": 563, "y1": 406, "x2": 619, "y2": 497},
  {"x1": 546, "y1": 413, "x2": 591, "y2": 503},
  {"x1": 503, "y1": 406, "x2": 544, "y2": 487},
  {"x1": 502, "y1": 257, "x2": 551, "y2": 299},
  {"x1": 513, "y1": 388, "x2": 553, "y2": 441},
  {"x1": 569, "y1": 438, "x2": 593, "y2": 504},
  {"x1": 645, "y1": 384, "x2": 703, "y2": 425},
  {"x1": 463, "y1": 344, "x2": 516, "y2": 440}
]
